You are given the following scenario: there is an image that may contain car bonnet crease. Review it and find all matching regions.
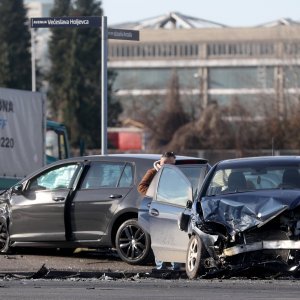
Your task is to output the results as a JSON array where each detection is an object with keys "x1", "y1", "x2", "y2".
[{"x1": 201, "y1": 190, "x2": 300, "y2": 236}]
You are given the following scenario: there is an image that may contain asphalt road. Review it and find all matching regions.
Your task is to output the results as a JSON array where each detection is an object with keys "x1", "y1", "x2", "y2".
[
  {"x1": 0, "y1": 248, "x2": 153, "y2": 275},
  {"x1": 1, "y1": 278, "x2": 300, "y2": 300},
  {"x1": 1, "y1": 249, "x2": 300, "y2": 299}
]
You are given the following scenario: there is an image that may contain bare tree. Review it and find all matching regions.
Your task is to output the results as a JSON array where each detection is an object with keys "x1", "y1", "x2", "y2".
[
  {"x1": 167, "y1": 100, "x2": 231, "y2": 151},
  {"x1": 134, "y1": 69, "x2": 189, "y2": 150}
]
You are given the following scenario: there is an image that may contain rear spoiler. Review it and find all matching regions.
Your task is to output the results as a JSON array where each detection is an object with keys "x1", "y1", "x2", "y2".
[{"x1": 175, "y1": 159, "x2": 208, "y2": 165}]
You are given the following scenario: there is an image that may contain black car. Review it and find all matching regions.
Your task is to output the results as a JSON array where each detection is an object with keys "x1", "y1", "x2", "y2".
[
  {"x1": 182, "y1": 156, "x2": 300, "y2": 278},
  {"x1": 0, "y1": 154, "x2": 207, "y2": 265}
]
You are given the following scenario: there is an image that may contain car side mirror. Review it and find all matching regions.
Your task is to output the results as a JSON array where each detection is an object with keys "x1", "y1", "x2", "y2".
[
  {"x1": 178, "y1": 211, "x2": 191, "y2": 231},
  {"x1": 12, "y1": 184, "x2": 23, "y2": 195},
  {"x1": 178, "y1": 200, "x2": 193, "y2": 231},
  {"x1": 186, "y1": 200, "x2": 192, "y2": 209}
]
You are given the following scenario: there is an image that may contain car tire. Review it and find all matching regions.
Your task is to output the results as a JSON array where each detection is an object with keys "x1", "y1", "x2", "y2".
[
  {"x1": 186, "y1": 234, "x2": 203, "y2": 279},
  {"x1": 58, "y1": 248, "x2": 75, "y2": 256},
  {"x1": 0, "y1": 218, "x2": 10, "y2": 253},
  {"x1": 115, "y1": 218, "x2": 152, "y2": 265}
]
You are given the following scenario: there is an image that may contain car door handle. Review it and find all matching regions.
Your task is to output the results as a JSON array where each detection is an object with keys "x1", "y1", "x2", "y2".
[
  {"x1": 150, "y1": 208, "x2": 159, "y2": 216},
  {"x1": 109, "y1": 194, "x2": 122, "y2": 199},
  {"x1": 53, "y1": 196, "x2": 65, "y2": 202}
]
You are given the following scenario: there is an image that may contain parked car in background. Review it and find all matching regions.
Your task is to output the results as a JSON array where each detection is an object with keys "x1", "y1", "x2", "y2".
[
  {"x1": 0, "y1": 154, "x2": 207, "y2": 265},
  {"x1": 138, "y1": 159, "x2": 210, "y2": 265},
  {"x1": 181, "y1": 156, "x2": 300, "y2": 279}
]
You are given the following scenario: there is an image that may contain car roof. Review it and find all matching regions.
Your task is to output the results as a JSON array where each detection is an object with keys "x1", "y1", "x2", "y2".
[
  {"x1": 217, "y1": 156, "x2": 300, "y2": 168},
  {"x1": 49, "y1": 153, "x2": 208, "y2": 165}
]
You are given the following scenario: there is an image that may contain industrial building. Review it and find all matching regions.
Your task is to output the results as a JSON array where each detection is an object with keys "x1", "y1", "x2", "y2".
[
  {"x1": 108, "y1": 12, "x2": 300, "y2": 120},
  {"x1": 25, "y1": 2, "x2": 300, "y2": 123}
]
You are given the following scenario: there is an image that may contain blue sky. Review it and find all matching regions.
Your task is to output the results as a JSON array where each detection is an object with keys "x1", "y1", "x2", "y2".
[
  {"x1": 27, "y1": 0, "x2": 300, "y2": 27},
  {"x1": 102, "y1": 0, "x2": 300, "y2": 26}
]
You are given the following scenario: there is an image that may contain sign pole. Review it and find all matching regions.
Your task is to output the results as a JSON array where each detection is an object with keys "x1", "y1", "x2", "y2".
[
  {"x1": 30, "y1": 16, "x2": 139, "y2": 157},
  {"x1": 31, "y1": 28, "x2": 36, "y2": 92},
  {"x1": 101, "y1": 16, "x2": 108, "y2": 155}
]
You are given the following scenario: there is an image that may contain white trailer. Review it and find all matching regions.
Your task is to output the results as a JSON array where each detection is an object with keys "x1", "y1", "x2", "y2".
[{"x1": 0, "y1": 87, "x2": 45, "y2": 189}]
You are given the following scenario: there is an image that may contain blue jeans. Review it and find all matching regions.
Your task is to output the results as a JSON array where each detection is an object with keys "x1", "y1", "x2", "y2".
[{"x1": 155, "y1": 260, "x2": 181, "y2": 270}]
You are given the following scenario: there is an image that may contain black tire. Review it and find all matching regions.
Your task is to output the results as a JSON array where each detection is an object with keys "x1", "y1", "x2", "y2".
[
  {"x1": 0, "y1": 218, "x2": 9, "y2": 253},
  {"x1": 115, "y1": 218, "x2": 152, "y2": 265},
  {"x1": 186, "y1": 234, "x2": 203, "y2": 279},
  {"x1": 58, "y1": 248, "x2": 75, "y2": 256}
]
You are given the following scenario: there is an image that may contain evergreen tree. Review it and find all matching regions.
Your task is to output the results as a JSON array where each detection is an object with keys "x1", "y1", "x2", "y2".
[
  {"x1": 65, "y1": 0, "x2": 103, "y2": 148},
  {"x1": 48, "y1": 0, "x2": 121, "y2": 148},
  {"x1": 0, "y1": 0, "x2": 31, "y2": 90},
  {"x1": 47, "y1": 0, "x2": 72, "y2": 120}
]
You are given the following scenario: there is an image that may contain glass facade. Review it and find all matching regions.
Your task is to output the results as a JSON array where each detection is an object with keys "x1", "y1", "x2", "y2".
[
  {"x1": 109, "y1": 42, "x2": 200, "y2": 59},
  {"x1": 108, "y1": 29, "x2": 300, "y2": 120},
  {"x1": 284, "y1": 43, "x2": 300, "y2": 56},
  {"x1": 113, "y1": 68, "x2": 199, "y2": 90},
  {"x1": 284, "y1": 66, "x2": 300, "y2": 88},
  {"x1": 208, "y1": 67, "x2": 274, "y2": 89},
  {"x1": 207, "y1": 42, "x2": 275, "y2": 57}
]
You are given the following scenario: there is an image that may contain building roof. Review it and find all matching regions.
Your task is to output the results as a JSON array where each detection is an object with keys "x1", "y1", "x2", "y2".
[
  {"x1": 110, "y1": 11, "x2": 227, "y2": 29},
  {"x1": 257, "y1": 18, "x2": 300, "y2": 27}
]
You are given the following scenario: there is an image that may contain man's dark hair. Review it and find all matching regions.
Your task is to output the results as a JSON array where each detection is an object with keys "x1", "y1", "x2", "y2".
[{"x1": 162, "y1": 151, "x2": 176, "y2": 159}]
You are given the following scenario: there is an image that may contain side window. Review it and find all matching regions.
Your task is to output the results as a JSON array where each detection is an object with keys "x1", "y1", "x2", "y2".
[
  {"x1": 119, "y1": 164, "x2": 133, "y2": 187},
  {"x1": 81, "y1": 162, "x2": 126, "y2": 189},
  {"x1": 156, "y1": 167, "x2": 190, "y2": 207},
  {"x1": 28, "y1": 164, "x2": 79, "y2": 191}
]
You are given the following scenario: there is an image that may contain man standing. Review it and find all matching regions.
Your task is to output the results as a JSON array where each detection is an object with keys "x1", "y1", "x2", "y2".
[{"x1": 138, "y1": 151, "x2": 176, "y2": 195}]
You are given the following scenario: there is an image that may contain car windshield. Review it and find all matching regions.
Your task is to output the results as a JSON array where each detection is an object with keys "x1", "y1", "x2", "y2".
[
  {"x1": 206, "y1": 164, "x2": 300, "y2": 196},
  {"x1": 177, "y1": 165, "x2": 207, "y2": 197}
]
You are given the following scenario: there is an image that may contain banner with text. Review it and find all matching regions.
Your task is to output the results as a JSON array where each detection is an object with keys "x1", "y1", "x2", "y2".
[{"x1": 0, "y1": 88, "x2": 44, "y2": 178}]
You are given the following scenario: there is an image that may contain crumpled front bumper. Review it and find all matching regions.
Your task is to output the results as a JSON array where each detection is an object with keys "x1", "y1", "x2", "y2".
[{"x1": 223, "y1": 240, "x2": 300, "y2": 256}]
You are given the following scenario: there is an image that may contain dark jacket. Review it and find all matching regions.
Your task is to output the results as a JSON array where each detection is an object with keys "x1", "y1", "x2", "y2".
[{"x1": 137, "y1": 168, "x2": 157, "y2": 195}]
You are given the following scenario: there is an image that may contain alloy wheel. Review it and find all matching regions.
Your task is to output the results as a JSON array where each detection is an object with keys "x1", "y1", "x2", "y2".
[
  {"x1": 186, "y1": 235, "x2": 202, "y2": 279},
  {"x1": 116, "y1": 218, "x2": 152, "y2": 265}
]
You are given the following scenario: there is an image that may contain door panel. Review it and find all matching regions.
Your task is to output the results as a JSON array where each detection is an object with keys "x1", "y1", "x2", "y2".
[
  {"x1": 138, "y1": 196, "x2": 152, "y2": 234},
  {"x1": 10, "y1": 189, "x2": 70, "y2": 241},
  {"x1": 149, "y1": 201, "x2": 189, "y2": 263},
  {"x1": 148, "y1": 165, "x2": 193, "y2": 263},
  {"x1": 9, "y1": 163, "x2": 80, "y2": 242},
  {"x1": 71, "y1": 161, "x2": 133, "y2": 240},
  {"x1": 71, "y1": 187, "x2": 131, "y2": 240}
]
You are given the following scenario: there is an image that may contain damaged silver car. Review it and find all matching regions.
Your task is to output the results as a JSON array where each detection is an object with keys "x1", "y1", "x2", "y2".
[{"x1": 181, "y1": 156, "x2": 300, "y2": 279}]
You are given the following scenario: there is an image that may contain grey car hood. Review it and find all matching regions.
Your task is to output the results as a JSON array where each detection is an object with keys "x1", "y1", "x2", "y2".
[{"x1": 201, "y1": 190, "x2": 300, "y2": 236}]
